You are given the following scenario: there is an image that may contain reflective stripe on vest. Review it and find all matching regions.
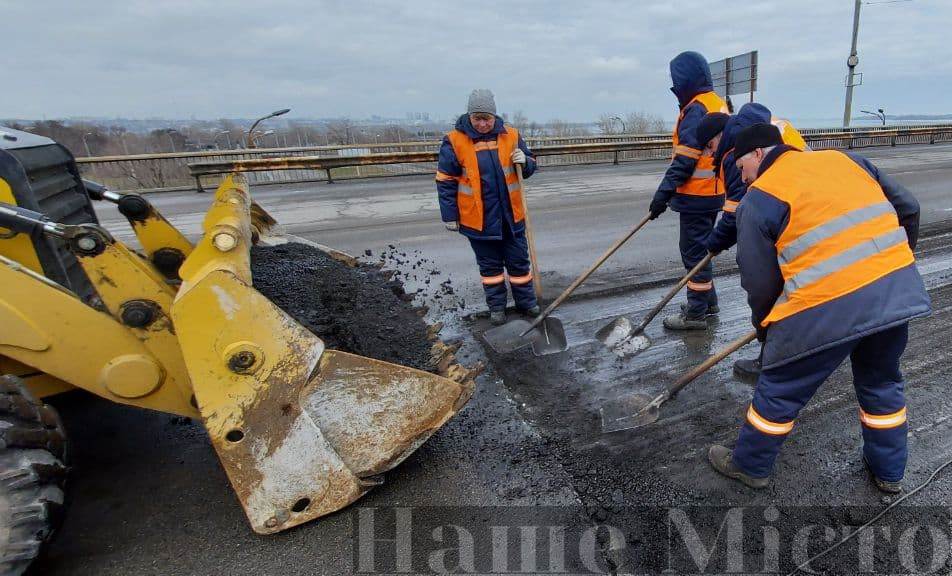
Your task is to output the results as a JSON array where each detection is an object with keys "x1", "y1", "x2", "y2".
[
  {"x1": 672, "y1": 91, "x2": 729, "y2": 197},
  {"x1": 753, "y1": 150, "x2": 916, "y2": 325},
  {"x1": 446, "y1": 127, "x2": 524, "y2": 232}
]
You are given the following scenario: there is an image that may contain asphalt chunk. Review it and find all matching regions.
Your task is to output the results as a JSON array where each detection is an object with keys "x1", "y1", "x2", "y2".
[{"x1": 251, "y1": 242, "x2": 435, "y2": 372}]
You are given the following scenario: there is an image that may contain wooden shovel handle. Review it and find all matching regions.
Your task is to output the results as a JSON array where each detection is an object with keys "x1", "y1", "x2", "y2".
[
  {"x1": 515, "y1": 164, "x2": 543, "y2": 300},
  {"x1": 667, "y1": 330, "x2": 758, "y2": 398},
  {"x1": 522, "y1": 213, "x2": 652, "y2": 335},
  {"x1": 635, "y1": 252, "x2": 715, "y2": 334}
]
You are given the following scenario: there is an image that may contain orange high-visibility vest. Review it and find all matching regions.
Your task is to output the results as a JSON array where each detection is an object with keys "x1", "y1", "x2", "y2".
[
  {"x1": 753, "y1": 150, "x2": 915, "y2": 326},
  {"x1": 435, "y1": 127, "x2": 524, "y2": 232},
  {"x1": 771, "y1": 117, "x2": 809, "y2": 151},
  {"x1": 673, "y1": 91, "x2": 728, "y2": 197},
  {"x1": 716, "y1": 117, "x2": 809, "y2": 208}
]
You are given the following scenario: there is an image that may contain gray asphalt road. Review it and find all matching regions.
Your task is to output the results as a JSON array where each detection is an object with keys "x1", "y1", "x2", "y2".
[
  {"x1": 40, "y1": 144, "x2": 952, "y2": 575},
  {"x1": 98, "y1": 143, "x2": 952, "y2": 310}
]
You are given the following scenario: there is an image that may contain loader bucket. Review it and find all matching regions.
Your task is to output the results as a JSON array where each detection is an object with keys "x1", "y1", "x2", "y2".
[{"x1": 172, "y1": 174, "x2": 473, "y2": 534}]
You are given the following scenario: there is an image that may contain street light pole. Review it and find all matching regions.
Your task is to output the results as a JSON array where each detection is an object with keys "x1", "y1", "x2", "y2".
[
  {"x1": 82, "y1": 132, "x2": 93, "y2": 157},
  {"x1": 246, "y1": 108, "x2": 291, "y2": 148},
  {"x1": 610, "y1": 115, "x2": 627, "y2": 134},
  {"x1": 166, "y1": 129, "x2": 177, "y2": 153},
  {"x1": 843, "y1": 0, "x2": 862, "y2": 128},
  {"x1": 861, "y1": 108, "x2": 887, "y2": 126}
]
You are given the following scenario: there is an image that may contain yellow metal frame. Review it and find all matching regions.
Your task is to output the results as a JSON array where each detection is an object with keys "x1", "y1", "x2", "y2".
[
  {"x1": 0, "y1": 178, "x2": 44, "y2": 275},
  {"x1": 126, "y1": 204, "x2": 194, "y2": 263}
]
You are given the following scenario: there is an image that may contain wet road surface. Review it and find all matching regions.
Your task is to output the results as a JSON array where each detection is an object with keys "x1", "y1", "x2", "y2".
[{"x1": 39, "y1": 143, "x2": 952, "y2": 574}]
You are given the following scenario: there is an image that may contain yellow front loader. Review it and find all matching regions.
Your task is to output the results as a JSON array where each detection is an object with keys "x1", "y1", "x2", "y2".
[{"x1": 0, "y1": 126, "x2": 475, "y2": 574}]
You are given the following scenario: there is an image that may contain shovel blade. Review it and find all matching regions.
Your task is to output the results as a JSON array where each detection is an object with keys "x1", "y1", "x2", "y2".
[
  {"x1": 599, "y1": 392, "x2": 660, "y2": 433},
  {"x1": 482, "y1": 316, "x2": 567, "y2": 356},
  {"x1": 595, "y1": 315, "x2": 633, "y2": 344},
  {"x1": 482, "y1": 318, "x2": 535, "y2": 353},
  {"x1": 529, "y1": 316, "x2": 567, "y2": 356},
  {"x1": 595, "y1": 316, "x2": 651, "y2": 358}
]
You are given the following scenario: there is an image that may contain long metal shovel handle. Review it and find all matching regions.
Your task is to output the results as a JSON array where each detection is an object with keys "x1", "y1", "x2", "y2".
[
  {"x1": 515, "y1": 164, "x2": 543, "y2": 300},
  {"x1": 520, "y1": 213, "x2": 653, "y2": 337},
  {"x1": 634, "y1": 252, "x2": 716, "y2": 334},
  {"x1": 667, "y1": 330, "x2": 758, "y2": 398}
]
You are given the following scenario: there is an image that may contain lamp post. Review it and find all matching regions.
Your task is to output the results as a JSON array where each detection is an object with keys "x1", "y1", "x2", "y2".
[
  {"x1": 246, "y1": 108, "x2": 290, "y2": 148},
  {"x1": 165, "y1": 129, "x2": 179, "y2": 153},
  {"x1": 81, "y1": 132, "x2": 94, "y2": 157},
  {"x1": 215, "y1": 130, "x2": 232, "y2": 149},
  {"x1": 610, "y1": 115, "x2": 627, "y2": 134},
  {"x1": 251, "y1": 130, "x2": 275, "y2": 147},
  {"x1": 861, "y1": 108, "x2": 886, "y2": 126},
  {"x1": 842, "y1": 0, "x2": 862, "y2": 128}
]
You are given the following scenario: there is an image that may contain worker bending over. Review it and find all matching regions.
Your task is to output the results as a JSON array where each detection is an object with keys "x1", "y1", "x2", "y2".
[
  {"x1": 708, "y1": 123, "x2": 930, "y2": 493},
  {"x1": 648, "y1": 51, "x2": 728, "y2": 330},
  {"x1": 695, "y1": 103, "x2": 808, "y2": 379},
  {"x1": 436, "y1": 89, "x2": 540, "y2": 325}
]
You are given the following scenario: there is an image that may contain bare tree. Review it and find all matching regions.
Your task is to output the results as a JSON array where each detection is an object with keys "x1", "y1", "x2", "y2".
[
  {"x1": 597, "y1": 114, "x2": 619, "y2": 135},
  {"x1": 625, "y1": 111, "x2": 666, "y2": 134},
  {"x1": 326, "y1": 119, "x2": 356, "y2": 145}
]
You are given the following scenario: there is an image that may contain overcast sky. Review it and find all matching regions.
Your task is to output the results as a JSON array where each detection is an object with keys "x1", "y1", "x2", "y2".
[{"x1": 2, "y1": 0, "x2": 947, "y2": 122}]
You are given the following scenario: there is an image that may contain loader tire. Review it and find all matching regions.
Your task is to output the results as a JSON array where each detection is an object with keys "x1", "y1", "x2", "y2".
[{"x1": 0, "y1": 375, "x2": 68, "y2": 576}]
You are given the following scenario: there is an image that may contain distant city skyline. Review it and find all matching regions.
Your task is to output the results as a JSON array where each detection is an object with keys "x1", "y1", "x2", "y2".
[{"x1": 4, "y1": 0, "x2": 948, "y2": 122}]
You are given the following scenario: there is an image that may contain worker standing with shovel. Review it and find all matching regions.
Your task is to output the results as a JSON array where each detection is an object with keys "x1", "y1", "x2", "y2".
[
  {"x1": 700, "y1": 103, "x2": 810, "y2": 380},
  {"x1": 648, "y1": 51, "x2": 728, "y2": 331},
  {"x1": 436, "y1": 89, "x2": 540, "y2": 326},
  {"x1": 709, "y1": 124, "x2": 930, "y2": 493}
]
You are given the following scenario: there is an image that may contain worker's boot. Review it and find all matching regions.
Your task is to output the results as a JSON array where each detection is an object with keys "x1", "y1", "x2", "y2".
[
  {"x1": 663, "y1": 312, "x2": 708, "y2": 331},
  {"x1": 681, "y1": 302, "x2": 719, "y2": 316},
  {"x1": 520, "y1": 305, "x2": 541, "y2": 317},
  {"x1": 707, "y1": 445, "x2": 770, "y2": 489},
  {"x1": 489, "y1": 309, "x2": 507, "y2": 326},
  {"x1": 863, "y1": 456, "x2": 903, "y2": 494},
  {"x1": 733, "y1": 357, "x2": 762, "y2": 382}
]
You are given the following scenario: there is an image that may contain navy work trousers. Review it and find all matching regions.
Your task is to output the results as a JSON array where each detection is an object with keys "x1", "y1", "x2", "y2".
[
  {"x1": 468, "y1": 223, "x2": 537, "y2": 311},
  {"x1": 732, "y1": 323, "x2": 910, "y2": 482},
  {"x1": 679, "y1": 212, "x2": 718, "y2": 317}
]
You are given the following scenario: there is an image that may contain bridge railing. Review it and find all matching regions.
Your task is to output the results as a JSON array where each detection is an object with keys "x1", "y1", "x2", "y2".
[{"x1": 73, "y1": 124, "x2": 952, "y2": 193}]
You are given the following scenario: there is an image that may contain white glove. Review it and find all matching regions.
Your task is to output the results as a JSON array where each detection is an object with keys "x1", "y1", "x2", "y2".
[
  {"x1": 511, "y1": 148, "x2": 527, "y2": 165},
  {"x1": 444, "y1": 221, "x2": 459, "y2": 231}
]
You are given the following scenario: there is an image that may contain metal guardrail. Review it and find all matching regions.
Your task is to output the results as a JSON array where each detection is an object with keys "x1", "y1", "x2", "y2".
[{"x1": 74, "y1": 124, "x2": 952, "y2": 193}]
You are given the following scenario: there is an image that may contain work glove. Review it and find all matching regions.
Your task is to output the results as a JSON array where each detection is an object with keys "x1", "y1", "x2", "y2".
[
  {"x1": 444, "y1": 221, "x2": 459, "y2": 232},
  {"x1": 702, "y1": 233, "x2": 723, "y2": 256},
  {"x1": 648, "y1": 198, "x2": 667, "y2": 220},
  {"x1": 511, "y1": 148, "x2": 527, "y2": 165}
]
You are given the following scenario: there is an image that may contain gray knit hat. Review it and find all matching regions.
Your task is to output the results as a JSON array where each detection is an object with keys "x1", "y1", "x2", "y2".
[{"x1": 467, "y1": 89, "x2": 496, "y2": 115}]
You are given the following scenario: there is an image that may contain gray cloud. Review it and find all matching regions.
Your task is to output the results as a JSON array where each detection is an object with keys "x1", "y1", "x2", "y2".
[{"x1": 1, "y1": 0, "x2": 947, "y2": 121}]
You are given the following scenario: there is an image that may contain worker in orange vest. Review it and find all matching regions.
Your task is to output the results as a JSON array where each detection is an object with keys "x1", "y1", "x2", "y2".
[
  {"x1": 435, "y1": 89, "x2": 539, "y2": 325},
  {"x1": 696, "y1": 102, "x2": 809, "y2": 380},
  {"x1": 648, "y1": 51, "x2": 729, "y2": 330},
  {"x1": 708, "y1": 123, "x2": 930, "y2": 492}
]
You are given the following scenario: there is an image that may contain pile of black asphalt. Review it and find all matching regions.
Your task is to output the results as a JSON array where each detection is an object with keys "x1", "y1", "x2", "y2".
[{"x1": 251, "y1": 242, "x2": 436, "y2": 372}]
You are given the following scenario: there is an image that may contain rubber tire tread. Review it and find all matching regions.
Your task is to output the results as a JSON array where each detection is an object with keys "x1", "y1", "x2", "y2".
[{"x1": 0, "y1": 375, "x2": 68, "y2": 576}]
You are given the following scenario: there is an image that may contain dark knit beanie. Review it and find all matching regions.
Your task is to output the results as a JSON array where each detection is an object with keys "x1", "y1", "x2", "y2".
[
  {"x1": 696, "y1": 112, "x2": 729, "y2": 147},
  {"x1": 733, "y1": 123, "x2": 783, "y2": 159}
]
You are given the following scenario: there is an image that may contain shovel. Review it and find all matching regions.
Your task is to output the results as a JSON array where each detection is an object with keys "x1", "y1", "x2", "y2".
[
  {"x1": 596, "y1": 252, "x2": 715, "y2": 358},
  {"x1": 516, "y1": 164, "x2": 544, "y2": 300},
  {"x1": 600, "y1": 330, "x2": 757, "y2": 432},
  {"x1": 483, "y1": 214, "x2": 653, "y2": 356}
]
